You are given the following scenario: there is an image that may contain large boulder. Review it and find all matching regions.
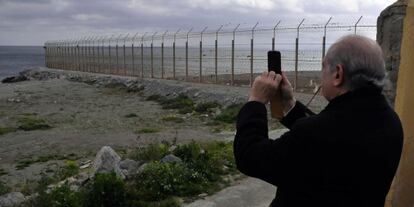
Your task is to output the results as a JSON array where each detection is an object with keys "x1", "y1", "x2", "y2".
[
  {"x1": 0, "y1": 192, "x2": 26, "y2": 207},
  {"x1": 92, "y1": 146, "x2": 125, "y2": 179},
  {"x1": 160, "y1": 154, "x2": 182, "y2": 163},
  {"x1": 1, "y1": 75, "x2": 27, "y2": 83}
]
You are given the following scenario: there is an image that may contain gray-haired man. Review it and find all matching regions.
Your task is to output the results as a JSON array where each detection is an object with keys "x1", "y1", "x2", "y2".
[{"x1": 234, "y1": 35, "x2": 403, "y2": 207}]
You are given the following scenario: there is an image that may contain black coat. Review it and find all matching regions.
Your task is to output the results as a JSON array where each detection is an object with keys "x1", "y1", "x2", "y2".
[{"x1": 234, "y1": 87, "x2": 403, "y2": 207}]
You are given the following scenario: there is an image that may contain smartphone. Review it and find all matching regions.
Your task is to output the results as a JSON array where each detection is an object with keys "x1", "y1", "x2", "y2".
[{"x1": 268, "y1": 51, "x2": 281, "y2": 74}]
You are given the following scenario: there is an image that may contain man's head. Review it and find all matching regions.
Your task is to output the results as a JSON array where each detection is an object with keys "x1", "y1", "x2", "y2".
[{"x1": 321, "y1": 35, "x2": 386, "y2": 101}]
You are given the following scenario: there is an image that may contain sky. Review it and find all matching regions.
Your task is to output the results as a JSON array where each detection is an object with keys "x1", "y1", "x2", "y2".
[{"x1": 0, "y1": 0, "x2": 396, "y2": 46}]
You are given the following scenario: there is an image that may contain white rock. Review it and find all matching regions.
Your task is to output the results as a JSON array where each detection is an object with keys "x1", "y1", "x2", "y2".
[
  {"x1": 92, "y1": 146, "x2": 125, "y2": 179},
  {"x1": 0, "y1": 192, "x2": 26, "y2": 207}
]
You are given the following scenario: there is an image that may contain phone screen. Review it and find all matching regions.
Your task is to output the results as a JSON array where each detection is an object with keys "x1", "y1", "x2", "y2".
[{"x1": 268, "y1": 51, "x2": 281, "y2": 74}]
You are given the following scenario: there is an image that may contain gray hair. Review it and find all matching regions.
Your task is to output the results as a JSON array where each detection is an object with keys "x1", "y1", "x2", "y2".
[{"x1": 324, "y1": 35, "x2": 386, "y2": 90}]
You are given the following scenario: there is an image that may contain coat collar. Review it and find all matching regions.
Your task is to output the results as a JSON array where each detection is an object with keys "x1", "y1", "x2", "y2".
[{"x1": 323, "y1": 86, "x2": 387, "y2": 111}]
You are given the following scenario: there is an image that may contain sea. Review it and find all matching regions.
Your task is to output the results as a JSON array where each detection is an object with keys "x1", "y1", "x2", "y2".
[{"x1": 0, "y1": 46, "x2": 45, "y2": 80}]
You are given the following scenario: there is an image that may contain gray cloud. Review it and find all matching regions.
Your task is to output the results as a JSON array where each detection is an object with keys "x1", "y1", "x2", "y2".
[{"x1": 0, "y1": 0, "x2": 395, "y2": 45}]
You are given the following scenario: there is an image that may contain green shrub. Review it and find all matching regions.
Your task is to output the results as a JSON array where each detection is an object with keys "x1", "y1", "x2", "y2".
[
  {"x1": 161, "y1": 115, "x2": 184, "y2": 123},
  {"x1": 0, "y1": 181, "x2": 10, "y2": 196},
  {"x1": 125, "y1": 113, "x2": 138, "y2": 118},
  {"x1": 34, "y1": 183, "x2": 82, "y2": 207},
  {"x1": 17, "y1": 116, "x2": 51, "y2": 131},
  {"x1": 136, "y1": 127, "x2": 161, "y2": 134},
  {"x1": 214, "y1": 104, "x2": 243, "y2": 124},
  {"x1": 83, "y1": 172, "x2": 126, "y2": 207},
  {"x1": 146, "y1": 94, "x2": 167, "y2": 102},
  {"x1": 134, "y1": 161, "x2": 207, "y2": 201},
  {"x1": 195, "y1": 101, "x2": 221, "y2": 113},
  {"x1": 147, "y1": 94, "x2": 195, "y2": 114},
  {"x1": 0, "y1": 126, "x2": 16, "y2": 135},
  {"x1": 130, "y1": 143, "x2": 169, "y2": 162},
  {"x1": 58, "y1": 160, "x2": 79, "y2": 180}
]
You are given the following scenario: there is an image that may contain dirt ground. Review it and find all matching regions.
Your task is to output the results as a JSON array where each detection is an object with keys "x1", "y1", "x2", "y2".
[
  {"x1": 0, "y1": 67, "x2": 328, "y2": 191},
  {"x1": 0, "y1": 78, "x2": 235, "y2": 187}
]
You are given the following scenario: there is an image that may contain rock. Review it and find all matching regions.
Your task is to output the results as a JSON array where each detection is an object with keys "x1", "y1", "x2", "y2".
[
  {"x1": 79, "y1": 160, "x2": 92, "y2": 169},
  {"x1": 198, "y1": 193, "x2": 208, "y2": 197},
  {"x1": 0, "y1": 192, "x2": 26, "y2": 207},
  {"x1": 137, "y1": 163, "x2": 148, "y2": 174},
  {"x1": 92, "y1": 146, "x2": 125, "y2": 179},
  {"x1": 160, "y1": 154, "x2": 182, "y2": 163},
  {"x1": 1, "y1": 75, "x2": 27, "y2": 83},
  {"x1": 119, "y1": 159, "x2": 140, "y2": 178}
]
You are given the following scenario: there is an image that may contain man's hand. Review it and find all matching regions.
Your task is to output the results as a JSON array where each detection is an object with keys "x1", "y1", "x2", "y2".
[
  {"x1": 248, "y1": 71, "x2": 282, "y2": 104},
  {"x1": 280, "y1": 73, "x2": 296, "y2": 114}
]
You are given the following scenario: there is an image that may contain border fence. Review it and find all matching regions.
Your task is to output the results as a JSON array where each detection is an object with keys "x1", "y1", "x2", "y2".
[{"x1": 44, "y1": 17, "x2": 376, "y2": 92}]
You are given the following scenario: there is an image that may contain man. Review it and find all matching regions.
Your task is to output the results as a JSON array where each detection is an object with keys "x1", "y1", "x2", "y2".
[{"x1": 234, "y1": 35, "x2": 403, "y2": 207}]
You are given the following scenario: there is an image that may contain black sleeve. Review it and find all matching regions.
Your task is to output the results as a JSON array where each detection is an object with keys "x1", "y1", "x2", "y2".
[
  {"x1": 280, "y1": 101, "x2": 315, "y2": 129},
  {"x1": 233, "y1": 101, "x2": 313, "y2": 186}
]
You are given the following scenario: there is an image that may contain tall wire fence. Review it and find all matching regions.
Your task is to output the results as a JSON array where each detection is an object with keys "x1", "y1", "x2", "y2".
[{"x1": 44, "y1": 17, "x2": 376, "y2": 92}]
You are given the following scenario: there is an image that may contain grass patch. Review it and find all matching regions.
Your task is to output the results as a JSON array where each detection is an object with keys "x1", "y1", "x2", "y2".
[
  {"x1": 15, "y1": 153, "x2": 79, "y2": 170},
  {"x1": 129, "y1": 143, "x2": 169, "y2": 162},
  {"x1": 0, "y1": 168, "x2": 7, "y2": 176},
  {"x1": 24, "y1": 141, "x2": 238, "y2": 206},
  {"x1": 0, "y1": 181, "x2": 10, "y2": 196},
  {"x1": 214, "y1": 103, "x2": 243, "y2": 124},
  {"x1": 161, "y1": 115, "x2": 184, "y2": 123},
  {"x1": 147, "y1": 94, "x2": 195, "y2": 114},
  {"x1": 195, "y1": 101, "x2": 221, "y2": 113},
  {"x1": 0, "y1": 126, "x2": 17, "y2": 135},
  {"x1": 57, "y1": 160, "x2": 79, "y2": 180},
  {"x1": 125, "y1": 113, "x2": 138, "y2": 118},
  {"x1": 135, "y1": 127, "x2": 161, "y2": 134},
  {"x1": 17, "y1": 116, "x2": 52, "y2": 131}
]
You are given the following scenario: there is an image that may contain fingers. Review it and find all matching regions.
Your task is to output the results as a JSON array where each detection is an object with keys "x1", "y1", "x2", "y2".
[
  {"x1": 268, "y1": 71, "x2": 276, "y2": 80},
  {"x1": 281, "y1": 72, "x2": 291, "y2": 86},
  {"x1": 275, "y1": 74, "x2": 282, "y2": 83}
]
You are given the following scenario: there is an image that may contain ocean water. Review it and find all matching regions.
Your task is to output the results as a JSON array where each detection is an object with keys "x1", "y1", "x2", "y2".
[{"x1": 0, "y1": 46, "x2": 45, "y2": 79}]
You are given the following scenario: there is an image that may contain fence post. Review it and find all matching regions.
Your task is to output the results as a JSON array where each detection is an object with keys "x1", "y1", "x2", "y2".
[
  {"x1": 322, "y1": 17, "x2": 332, "y2": 64},
  {"x1": 295, "y1": 19, "x2": 305, "y2": 91},
  {"x1": 141, "y1": 32, "x2": 147, "y2": 78},
  {"x1": 123, "y1": 33, "x2": 130, "y2": 76},
  {"x1": 108, "y1": 35, "x2": 115, "y2": 74},
  {"x1": 131, "y1": 32, "x2": 139, "y2": 77},
  {"x1": 87, "y1": 37, "x2": 92, "y2": 72},
  {"x1": 101, "y1": 36, "x2": 106, "y2": 73},
  {"x1": 199, "y1": 27, "x2": 208, "y2": 83},
  {"x1": 354, "y1": 16, "x2": 363, "y2": 35},
  {"x1": 231, "y1": 24, "x2": 240, "y2": 86},
  {"x1": 92, "y1": 37, "x2": 97, "y2": 73},
  {"x1": 77, "y1": 39, "x2": 81, "y2": 71},
  {"x1": 161, "y1": 30, "x2": 168, "y2": 79},
  {"x1": 250, "y1": 22, "x2": 259, "y2": 86},
  {"x1": 116, "y1": 34, "x2": 122, "y2": 75},
  {"x1": 272, "y1": 20, "x2": 281, "y2": 51},
  {"x1": 173, "y1": 29, "x2": 180, "y2": 80},
  {"x1": 151, "y1": 32, "x2": 157, "y2": 78},
  {"x1": 186, "y1": 28, "x2": 193, "y2": 82},
  {"x1": 215, "y1": 25, "x2": 223, "y2": 83},
  {"x1": 83, "y1": 37, "x2": 87, "y2": 72}
]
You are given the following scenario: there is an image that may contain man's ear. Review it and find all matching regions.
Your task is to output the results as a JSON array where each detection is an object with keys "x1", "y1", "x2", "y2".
[{"x1": 332, "y1": 64, "x2": 345, "y2": 86}]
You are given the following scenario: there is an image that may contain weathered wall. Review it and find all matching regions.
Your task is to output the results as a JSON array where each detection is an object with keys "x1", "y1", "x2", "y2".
[
  {"x1": 377, "y1": 0, "x2": 407, "y2": 104},
  {"x1": 380, "y1": 0, "x2": 414, "y2": 207}
]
